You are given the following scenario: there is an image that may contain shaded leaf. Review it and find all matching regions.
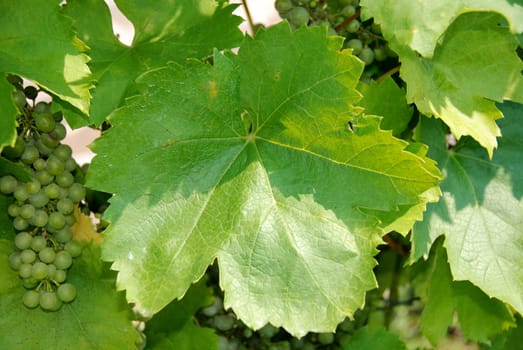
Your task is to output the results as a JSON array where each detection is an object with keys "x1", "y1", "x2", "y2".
[
  {"x1": 344, "y1": 326, "x2": 406, "y2": 350},
  {"x1": 63, "y1": 0, "x2": 243, "y2": 125},
  {"x1": 412, "y1": 101, "x2": 523, "y2": 314}
]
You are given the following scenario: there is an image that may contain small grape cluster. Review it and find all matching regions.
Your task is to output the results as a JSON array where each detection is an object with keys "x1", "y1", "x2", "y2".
[
  {"x1": 196, "y1": 265, "x2": 357, "y2": 350},
  {"x1": 1, "y1": 76, "x2": 85, "y2": 311},
  {"x1": 275, "y1": 0, "x2": 398, "y2": 80}
]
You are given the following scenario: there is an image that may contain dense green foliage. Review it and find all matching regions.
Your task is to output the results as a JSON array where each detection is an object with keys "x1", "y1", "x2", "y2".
[{"x1": 0, "y1": 0, "x2": 522, "y2": 349}]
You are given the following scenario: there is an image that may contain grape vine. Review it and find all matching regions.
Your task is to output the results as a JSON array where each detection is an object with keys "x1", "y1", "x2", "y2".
[{"x1": 1, "y1": 77, "x2": 85, "y2": 311}]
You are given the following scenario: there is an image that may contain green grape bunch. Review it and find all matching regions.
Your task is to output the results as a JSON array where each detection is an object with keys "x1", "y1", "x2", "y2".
[
  {"x1": 1, "y1": 75, "x2": 85, "y2": 311},
  {"x1": 275, "y1": 0, "x2": 398, "y2": 81}
]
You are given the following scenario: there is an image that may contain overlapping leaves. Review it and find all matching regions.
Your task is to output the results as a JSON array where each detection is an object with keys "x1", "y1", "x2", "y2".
[
  {"x1": 412, "y1": 102, "x2": 523, "y2": 315},
  {"x1": 87, "y1": 23, "x2": 442, "y2": 335},
  {"x1": 63, "y1": 0, "x2": 243, "y2": 126},
  {"x1": 0, "y1": 0, "x2": 92, "y2": 149},
  {"x1": 361, "y1": 1, "x2": 523, "y2": 155}
]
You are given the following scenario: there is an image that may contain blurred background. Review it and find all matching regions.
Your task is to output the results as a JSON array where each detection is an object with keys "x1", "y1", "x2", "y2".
[{"x1": 66, "y1": 0, "x2": 281, "y2": 165}]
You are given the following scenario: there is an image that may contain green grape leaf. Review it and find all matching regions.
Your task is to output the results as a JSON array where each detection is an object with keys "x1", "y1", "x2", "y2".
[
  {"x1": 361, "y1": 2, "x2": 523, "y2": 156},
  {"x1": 145, "y1": 278, "x2": 218, "y2": 350},
  {"x1": 0, "y1": 242, "x2": 141, "y2": 349},
  {"x1": 411, "y1": 239, "x2": 515, "y2": 345},
  {"x1": 0, "y1": 79, "x2": 18, "y2": 150},
  {"x1": 63, "y1": 0, "x2": 243, "y2": 126},
  {"x1": 0, "y1": 195, "x2": 15, "y2": 240},
  {"x1": 87, "y1": 23, "x2": 442, "y2": 336},
  {"x1": 412, "y1": 102, "x2": 523, "y2": 316},
  {"x1": 361, "y1": 0, "x2": 523, "y2": 58},
  {"x1": 343, "y1": 326, "x2": 406, "y2": 350},
  {"x1": 357, "y1": 77, "x2": 413, "y2": 137},
  {"x1": 0, "y1": 1, "x2": 92, "y2": 115}
]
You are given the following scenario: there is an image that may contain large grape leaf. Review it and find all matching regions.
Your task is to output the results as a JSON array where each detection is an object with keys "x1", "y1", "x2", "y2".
[
  {"x1": 63, "y1": 0, "x2": 243, "y2": 126},
  {"x1": 343, "y1": 326, "x2": 406, "y2": 350},
  {"x1": 361, "y1": 1, "x2": 523, "y2": 156},
  {"x1": 411, "y1": 239, "x2": 515, "y2": 345},
  {"x1": 0, "y1": 241, "x2": 141, "y2": 349},
  {"x1": 0, "y1": 79, "x2": 18, "y2": 150},
  {"x1": 0, "y1": 1, "x2": 92, "y2": 114},
  {"x1": 412, "y1": 102, "x2": 523, "y2": 315},
  {"x1": 86, "y1": 23, "x2": 442, "y2": 336}
]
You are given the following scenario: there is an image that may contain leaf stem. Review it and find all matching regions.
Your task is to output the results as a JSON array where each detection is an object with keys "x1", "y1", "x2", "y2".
[{"x1": 241, "y1": 0, "x2": 256, "y2": 35}]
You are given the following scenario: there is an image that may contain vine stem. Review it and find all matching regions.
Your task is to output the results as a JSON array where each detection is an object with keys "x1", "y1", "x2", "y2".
[
  {"x1": 241, "y1": 0, "x2": 256, "y2": 35},
  {"x1": 335, "y1": 10, "x2": 360, "y2": 32},
  {"x1": 376, "y1": 65, "x2": 401, "y2": 83}
]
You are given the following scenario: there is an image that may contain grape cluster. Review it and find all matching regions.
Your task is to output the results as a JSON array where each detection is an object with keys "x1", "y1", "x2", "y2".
[
  {"x1": 1, "y1": 76, "x2": 85, "y2": 311},
  {"x1": 275, "y1": 0, "x2": 398, "y2": 80},
  {"x1": 195, "y1": 265, "x2": 358, "y2": 350}
]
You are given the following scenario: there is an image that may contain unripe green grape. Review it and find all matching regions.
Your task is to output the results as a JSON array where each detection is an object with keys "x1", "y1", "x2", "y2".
[
  {"x1": 35, "y1": 139, "x2": 53, "y2": 157},
  {"x1": 68, "y1": 183, "x2": 86, "y2": 203},
  {"x1": 2, "y1": 136, "x2": 25, "y2": 160},
  {"x1": 46, "y1": 156, "x2": 64, "y2": 176},
  {"x1": 50, "y1": 123, "x2": 67, "y2": 141},
  {"x1": 373, "y1": 46, "x2": 388, "y2": 61},
  {"x1": 57, "y1": 283, "x2": 76, "y2": 303},
  {"x1": 39, "y1": 133, "x2": 59, "y2": 148},
  {"x1": 18, "y1": 263, "x2": 33, "y2": 278},
  {"x1": 57, "y1": 198, "x2": 74, "y2": 214},
  {"x1": 31, "y1": 235, "x2": 47, "y2": 252},
  {"x1": 54, "y1": 251, "x2": 72, "y2": 270},
  {"x1": 21, "y1": 145, "x2": 39, "y2": 164},
  {"x1": 53, "y1": 111, "x2": 64, "y2": 123},
  {"x1": 346, "y1": 38, "x2": 363, "y2": 54},
  {"x1": 44, "y1": 183, "x2": 61, "y2": 199},
  {"x1": 23, "y1": 290, "x2": 40, "y2": 309},
  {"x1": 53, "y1": 144, "x2": 72, "y2": 162},
  {"x1": 36, "y1": 170, "x2": 54, "y2": 185},
  {"x1": 47, "y1": 264, "x2": 57, "y2": 279},
  {"x1": 65, "y1": 214, "x2": 75, "y2": 226},
  {"x1": 346, "y1": 19, "x2": 360, "y2": 33},
  {"x1": 31, "y1": 209, "x2": 49, "y2": 227},
  {"x1": 359, "y1": 46, "x2": 375, "y2": 65},
  {"x1": 22, "y1": 277, "x2": 39, "y2": 289},
  {"x1": 48, "y1": 211, "x2": 66, "y2": 230},
  {"x1": 7, "y1": 203, "x2": 21, "y2": 217},
  {"x1": 24, "y1": 86, "x2": 38, "y2": 100},
  {"x1": 34, "y1": 101, "x2": 51, "y2": 114},
  {"x1": 14, "y1": 231, "x2": 33, "y2": 250},
  {"x1": 13, "y1": 216, "x2": 29, "y2": 231},
  {"x1": 275, "y1": 0, "x2": 293, "y2": 14},
  {"x1": 64, "y1": 158, "x2": 77, "y2": 172},
  {"x1": 54, "y1": 269, "x2": 67, "y2": 283},
  {"x1": 0, "y1": 175, "x2": 18, "y2": 194},
  {"x1": 55, "y1": 227, "x2": 72, "y2": 243},
  {"x1": 29, "y1": 190, "x2": 49, "y2": 208},
  {"x1": 12, "y1": 90, "x2": 27, "y2": 110},
  {"x1": 32, "y1": 261, "x2": 48, "y2": 280},
  {"x1": 40, "y1": 291, "x2": 62, "y2": 311},
  {"x1": 317, "y1": 333, "x2": 335, "y2": 345},
  {"x1": 341, "y1": 5, "x2": 356, "y2": 17},
  {"x1": 19, "y1": 204, "x2": 36, "y2": 219},
  {"x1": 39, "y1": 247, "x2": 56, "y2": 263},
  {"x1": 25, "y1": 179, "x2": 41, "y2": 195},
  {"x1": 13, "y1": 184, "x2": 29, "y2": 202},
  {"x1": 288, "y1": 7, "x2": 310, "y2": 27},
  {"x1": 258, "y1": 324, "x2": 279, "y2": 339},
  {"x1": 34, "y1": 112, "x2": 56, "y2": 133},
  {"x1": 65, "y1": 240, "x2": 83, "y2": 258},
  {"x1": 8, "y1": 252, "x2": 22, "y2": 270},
  {"x1": 56, "y1": 172, "x2": 74, "y2": 188},
  {"x1": 213, "y1": 315, "x2": 235, "y2": 331}
]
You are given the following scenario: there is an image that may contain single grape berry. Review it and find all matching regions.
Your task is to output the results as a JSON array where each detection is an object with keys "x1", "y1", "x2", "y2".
[
  {"x1": 31, "y1": 209, "x2": 49, "y2": 227},
  {"x1": 54, "y1": 251, "x2": 73, "y2": 270},
  {"x1": 65, "y1": 240, "x2": 83, "y2": 258},
  {"x1": 0, "y1": 175, "x2": 18, "y2": 194},
  {"x1": 287, "y1": 7, "x2": 310, "y2": 27},
  {"x1": 31, "y1": 261, "x2": 48, "y2": 280},
  {"x1": 57, "y1": 283, "x2": 77, "y2": 303},
  {"x1": 23, "y1": 290, "x2": 40, "y2": 309},
  {"x1": 31, "y1": 235, "x2": 47, "y2": 252},
  {"x1": 8, "y1": 252, "x2": 22, "y2": 270},
  {"x1": 14, "y1": 232, "x2": 33, "y2": 250},
  {"x1": 39, "y1": 291, "x2": 62, "y2": 311},
  {"x1": 39, "y1": 247, "x2": 56, "y2": 263}
]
